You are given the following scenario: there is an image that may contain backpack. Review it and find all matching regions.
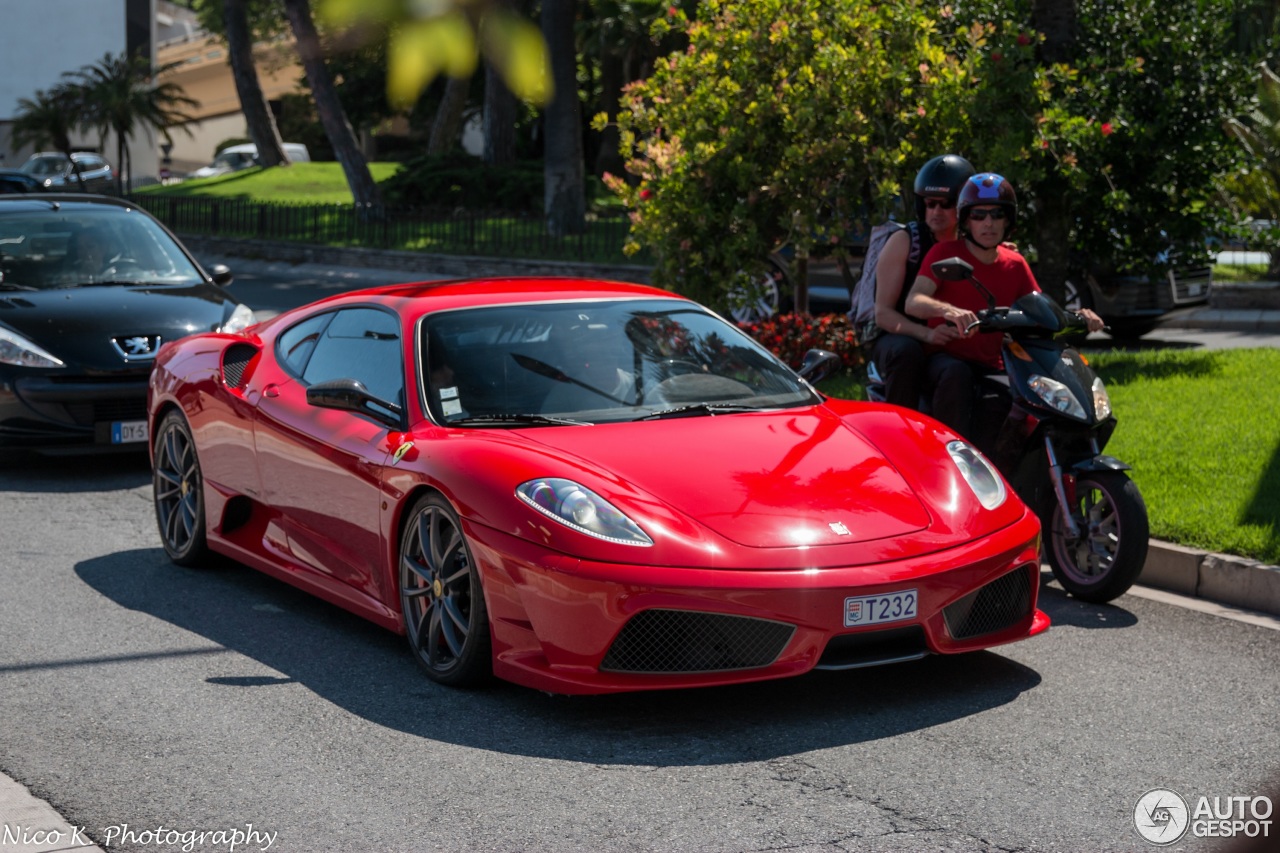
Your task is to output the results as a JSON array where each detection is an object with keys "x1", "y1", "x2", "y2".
[{"x1": 849, "y1": 220, "x2": 924, "y2": 344}]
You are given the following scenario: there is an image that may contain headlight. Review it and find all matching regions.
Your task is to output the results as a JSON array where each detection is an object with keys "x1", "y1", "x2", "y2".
[
  {"x1": 516, "y1": 478, "x2": 653, "y2": 546},
  {"x1": 1028, "y1": 374, "x2": 1087, "y2": 420},
  {"x1": 218, "y1": 303, "x2": 255, "y2": 334},
  {"x1": 946, "y1": 440, "x2": 1006, "y2": 510},
  {"x1": 1091, "y1": 376, "x2": 1111, "y2": 421},
  {"x1": 0, "y1": 326, "x2": 64, "y2": 368}
]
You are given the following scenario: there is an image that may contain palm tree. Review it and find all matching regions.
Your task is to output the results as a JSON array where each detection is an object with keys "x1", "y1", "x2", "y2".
[
  {"x1": 282, "y1": 0, "x2": 384, "y2": 214},
  {"x1": 224, "y1": 0, "x2": 290, "y2": 167},
  {"x1": 541, "y1": 0, "x2": 585, "y2": 237},
  {"x1": 9, "y1": 85, "x2": 87, "y2": 190},
  {"x1": 66, "y1": 52, "x2": 199, "y2": 194}
]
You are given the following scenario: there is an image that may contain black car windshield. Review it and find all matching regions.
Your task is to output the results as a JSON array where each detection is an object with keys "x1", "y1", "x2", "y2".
[
  {"x1": 0, "y1": 207, "x2": 204, "y2": 289},
  {"x1": 421, "y1": 298, "x2": 819, "y2": 425}
]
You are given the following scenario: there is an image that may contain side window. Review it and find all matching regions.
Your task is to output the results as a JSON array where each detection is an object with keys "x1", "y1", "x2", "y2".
[
  {"x1": 301, "y1": 307, "x2": 404, "y2": 404},
  {"x1": 277, "y1": 312, "x2": 334, "y2": 378}
]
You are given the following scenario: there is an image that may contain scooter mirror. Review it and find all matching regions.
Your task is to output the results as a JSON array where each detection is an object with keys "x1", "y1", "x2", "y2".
[{"x1": 931, "y1": 257, "x2": 973, "y2": 281}]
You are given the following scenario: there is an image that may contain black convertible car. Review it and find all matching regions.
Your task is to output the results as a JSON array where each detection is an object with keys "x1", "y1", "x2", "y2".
[{"x1": 0, "y1": 194, "x2": 253, "y2": 452}]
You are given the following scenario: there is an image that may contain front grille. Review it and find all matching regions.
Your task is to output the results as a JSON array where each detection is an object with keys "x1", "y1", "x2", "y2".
[
  {"x1": 943, "y1": 566, "x2": 1033, "y2": 641},
  {"x1": 601, "y1": 609, "x2": 794, "y2": 674},
  {"x1": 222, "y1": 343, "x2": 258, "y2": 389},
  {"x1": 815, "y1": 625, "x2": 929, "y2": 670}
]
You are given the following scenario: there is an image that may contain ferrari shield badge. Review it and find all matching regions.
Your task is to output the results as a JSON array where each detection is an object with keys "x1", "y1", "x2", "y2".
[{"x1": 392, "y1": 441, "x2": 414, "y2": 465}]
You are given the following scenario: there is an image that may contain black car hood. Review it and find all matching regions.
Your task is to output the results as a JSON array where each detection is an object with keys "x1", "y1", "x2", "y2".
[{"x1": 0, "y1": 283, "x2": 235, "y2": 370}]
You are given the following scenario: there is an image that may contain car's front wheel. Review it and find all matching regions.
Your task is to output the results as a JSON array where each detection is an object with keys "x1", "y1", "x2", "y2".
[
  {"x1": 728, "y1": 260, "x2": 792, "y2": 324},
  {"x1": 399, "y1": 493, "x2": 492, "y2": 686},
  {"x1": 152, "y1": 409, "x2": 209, "y2": 567}
]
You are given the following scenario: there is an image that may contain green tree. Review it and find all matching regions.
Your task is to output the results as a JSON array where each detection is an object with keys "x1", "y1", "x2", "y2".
[
  {"x1": 67, "y1": 53, "x2": 199, "y2": 194},
  {"x1": 604, "y1": 0, "x2": 982, "y2": 314},
  {"x1": 10, "y1": 86, "x2": 86, "y2": 189}
]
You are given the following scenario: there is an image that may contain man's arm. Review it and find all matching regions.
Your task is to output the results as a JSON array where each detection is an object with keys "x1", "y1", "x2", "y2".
[
  {"x1": 872, "y1": 231, "x2": 929, "y2": 339},
  {"x1": 905, "y1": 275, "x2": 972, "y2": 342}
]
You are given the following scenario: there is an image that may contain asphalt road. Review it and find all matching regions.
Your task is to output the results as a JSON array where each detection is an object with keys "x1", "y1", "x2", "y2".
[
  {"x1": 2, "y1": 255, "x2": 1277, "y2": 853},
  {"x1": 0, "y1": 450, "x2": 1277, "y2": 852}
]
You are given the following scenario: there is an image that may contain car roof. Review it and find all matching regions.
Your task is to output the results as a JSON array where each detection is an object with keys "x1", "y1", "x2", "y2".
[
  {"x1": 284, "y1": 277, "x2": 690, "y2": 318},
  {"x1": 0, "y1": 194, "x2": 138, "y2": 212}
]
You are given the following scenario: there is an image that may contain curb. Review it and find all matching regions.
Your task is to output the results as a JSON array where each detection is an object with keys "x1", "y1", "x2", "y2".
[
  {"x1": 1139, "y1": 540, "x2": 1280, "y2": 617},
  {"x1": 0, "y1": 772, "x2": 104, "y2": 852}
]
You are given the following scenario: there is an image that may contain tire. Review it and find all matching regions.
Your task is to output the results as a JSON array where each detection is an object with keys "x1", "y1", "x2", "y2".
[
  {"x1": 152, "y1": 409, "x2": 210, "y2": 567},
  {"x1": 399, "y1": 493, "x2": 492, "y2": 686},
  {"x1": 728, "y1": 260, "x2": 792, "y2": 324},
  {"x1": 1044, "y1": 470, "x2": 1149, "y2": 603}
]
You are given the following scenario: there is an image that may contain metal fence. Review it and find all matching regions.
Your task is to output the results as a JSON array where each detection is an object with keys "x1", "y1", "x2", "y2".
[{"x1": 129, "y1": 195, "x2": 642, "y2": 265}]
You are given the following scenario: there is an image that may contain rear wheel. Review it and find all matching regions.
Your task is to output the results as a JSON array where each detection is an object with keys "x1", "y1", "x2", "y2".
[
  {"x1": 152, "y1": 410, "x2": 209, "y2": 567},
  {"x1": 1045, "y1": 471, "x2": 1149, "y2": 603},
  {"x1": 399, "y1": 493, "x2": 492, "y2": 686},
  {"x1": 728, "y1": 260, "x2": 792, "y2": 324}
]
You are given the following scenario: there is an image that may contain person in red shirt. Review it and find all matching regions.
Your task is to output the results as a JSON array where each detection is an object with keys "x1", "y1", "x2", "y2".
[{"x1": 904, "y1": 173, "x2": 1103, "y2": 438}]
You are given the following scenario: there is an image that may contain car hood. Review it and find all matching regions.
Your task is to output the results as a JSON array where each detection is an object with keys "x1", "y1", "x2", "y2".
[
  {"x1": 524, "y1": 407, "x2": 932, "y2": 548},
  {"x1": 0, "y1": 284, "x2": 234, "y2": 368}
]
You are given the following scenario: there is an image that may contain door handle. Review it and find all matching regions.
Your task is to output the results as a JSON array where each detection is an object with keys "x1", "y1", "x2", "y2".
[{"x1": 263, "y1": 384, "x2": 280, "y2": 398}]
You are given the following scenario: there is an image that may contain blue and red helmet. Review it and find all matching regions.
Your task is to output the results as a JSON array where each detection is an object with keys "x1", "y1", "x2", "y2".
[{"x1": 957, "y1": 172, "x2": 1018, "y2": 239}]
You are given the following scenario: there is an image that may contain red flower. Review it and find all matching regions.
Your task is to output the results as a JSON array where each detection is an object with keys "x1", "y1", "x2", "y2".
[
  {"x1": 1101, "y1": 122, "x2": 1114, "y2": 136},
  {"x1": 991, "y1": 51, "x2": 1004, "y2": 63},
  {"x1": 639, "y1": 188, "x2": 653, "y2": 201},
  {"x1": 668, "y1": 5, "x2": 677, "y2": 16},
  {"x1": 1016, "y1": 33, "x2": 1031, "y2": 46}
]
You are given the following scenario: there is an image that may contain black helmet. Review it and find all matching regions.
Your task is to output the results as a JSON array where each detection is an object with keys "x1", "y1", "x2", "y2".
[
  {"x1": 957, "y1": 172, "x2": 1018, "y2": 241},
  {"x1": 913, "y1": 154, "x2": 976, "y2": 222}
]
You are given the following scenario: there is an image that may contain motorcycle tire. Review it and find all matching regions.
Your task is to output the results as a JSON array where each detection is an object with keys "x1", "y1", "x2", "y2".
[{"x1": 1044, "y1": 470, "x2": 1150, "y2": 603}]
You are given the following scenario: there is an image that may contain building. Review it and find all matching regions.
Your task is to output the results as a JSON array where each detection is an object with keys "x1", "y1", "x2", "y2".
[{"x1": 0, "y1": 0, "x2": 158, "y2": 183}]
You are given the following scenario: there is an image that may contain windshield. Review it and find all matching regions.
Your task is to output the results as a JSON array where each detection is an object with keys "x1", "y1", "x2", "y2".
[
  {"x1": 421, "y1": 298, "x2": 818, "y2": 425},
  {"x1": 0, "y1": 208, "x2": 205, "y2": 289},
  {"x1": 21, "y1": 155, "x2": 66, "y2": 178}
]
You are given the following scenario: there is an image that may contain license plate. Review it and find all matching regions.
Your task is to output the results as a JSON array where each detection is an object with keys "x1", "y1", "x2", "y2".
[
  {"x1": 111, "y1": 420, "x2": 149, "y2": 444},
  {"x1": 844, "y1": 589, "x2": 918, "y2": 627}
]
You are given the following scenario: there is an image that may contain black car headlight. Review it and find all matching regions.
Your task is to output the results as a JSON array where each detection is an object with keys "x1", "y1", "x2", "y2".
[
  {"x1": 517, "y1": 478, "x2": 653, "y2": 546},
  {"x1": 0, "y1": 326, "x2": 64, "y2": 368},
  {"x1": 219, "y1": 303, "x2": 255, "y2": 334}
]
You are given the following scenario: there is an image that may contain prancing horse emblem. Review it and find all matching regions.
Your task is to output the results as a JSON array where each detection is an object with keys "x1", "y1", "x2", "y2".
[
  {"x1": 111, "y1": 334, "x2": 162, "y2": 361},
  {"x1": 829, "y1": 521, "x2": 851, "y2": 536}
]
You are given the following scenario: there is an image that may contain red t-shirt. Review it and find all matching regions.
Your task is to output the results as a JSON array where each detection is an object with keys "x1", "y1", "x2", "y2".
[{"x1": 917, "y1": 240, "x2": 1041, "y2": 369}]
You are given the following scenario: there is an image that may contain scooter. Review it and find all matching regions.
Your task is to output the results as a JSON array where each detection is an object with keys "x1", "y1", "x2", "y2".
[{"x1": 867, "y1": 257, "x2": 1150, "y2": 603}]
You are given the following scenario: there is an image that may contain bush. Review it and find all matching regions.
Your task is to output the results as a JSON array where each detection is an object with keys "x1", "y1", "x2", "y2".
[
  {"x1": 380, "y1": 153, "x2": 545, "y2": 210},
  {"x1": 738, "y1": 313, "x2": 863, "y2": 373}
]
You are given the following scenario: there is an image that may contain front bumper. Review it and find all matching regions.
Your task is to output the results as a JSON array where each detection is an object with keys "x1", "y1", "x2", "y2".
[
  {"x1": 0, "y1": 373, "x2": 149, "y2": 449},
  {"x1": 466, "y1": 509, "x2": 1047, "y2": 695}
]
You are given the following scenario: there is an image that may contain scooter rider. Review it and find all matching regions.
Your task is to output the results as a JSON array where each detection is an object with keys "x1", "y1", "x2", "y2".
[
  {"x1": 904, "y1": 172, "x2": 1104, "y2": 439},
  {"x1": 868, "y1": 154, "x2": 975, "y2": 408}
]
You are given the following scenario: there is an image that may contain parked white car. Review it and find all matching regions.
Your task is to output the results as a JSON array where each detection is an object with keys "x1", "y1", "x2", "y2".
[{"x1": 189, "y1": 142, "x2": 310, "y2": 179}]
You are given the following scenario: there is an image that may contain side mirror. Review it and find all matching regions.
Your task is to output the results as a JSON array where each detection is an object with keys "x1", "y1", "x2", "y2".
[
  {"x1": 306, "y1": 378, "x2": 403, "y2": 429},
  {"x1": 797, "y1": 348, "x2": 841, "y2": 384},
  {"x1": 208, "y1": 263, "x2": 233, "y2": 286},
  {"x1": 930, "y1": 257, "x2": 973, "y2": 281}
]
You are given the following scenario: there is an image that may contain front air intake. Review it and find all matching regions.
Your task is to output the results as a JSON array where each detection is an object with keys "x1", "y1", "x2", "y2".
[
  {"x1": 943, "y1": 566, "x2": 1034, "y2": 640},
  {"x1": 601, "y1": 609, "x2": 795, "y2": 674}
]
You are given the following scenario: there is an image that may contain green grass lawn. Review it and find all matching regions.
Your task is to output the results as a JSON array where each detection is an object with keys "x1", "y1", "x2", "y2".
[
  {"x1": 817, "y1": 348, "x2": 1280, "y2": 565},
  {"x1": 139, "y1": 162, "x2": 405, "y2": 204}
]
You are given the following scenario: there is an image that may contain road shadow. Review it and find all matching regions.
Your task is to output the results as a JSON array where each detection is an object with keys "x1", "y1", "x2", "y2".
[
  {"x1": 1034, "y1": 581, "x2": 1140, "y2": 629},
  {"x1": 76, "y1": 547, "x2": 1043, "y2": 766},
  {"x1": 0, "y1": 448, "x2": 149, "y2": 493}
]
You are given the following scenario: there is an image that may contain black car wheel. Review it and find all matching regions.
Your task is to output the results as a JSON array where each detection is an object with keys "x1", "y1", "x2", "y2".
[
  {"x1": 399, "y1": 493, "x2": 492, "y2": 686},
  {"x1": 152, "y1": 410, "x2": 209, "y2": 567},
  {"x1": 728, "y1": 260, "x2": 792, "y2": 324}
]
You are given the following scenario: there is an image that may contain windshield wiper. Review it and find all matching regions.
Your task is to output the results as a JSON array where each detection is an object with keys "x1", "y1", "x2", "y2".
[
  {"x1": 446, "y1": 413, "x2": 592, "y2": 427},
  {"x1": 73, "y1": 279, "x2": 150, "y2": 288},
  {"x1": 0, "y1": 282, "x2": 38, "y2": 291},
  {"x1": 637, "y1": 402, "x2": 764, "y2": 421}
]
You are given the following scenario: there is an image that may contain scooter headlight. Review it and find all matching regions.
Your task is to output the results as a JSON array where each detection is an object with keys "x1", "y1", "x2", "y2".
[
  {"x1": 946, "y1": 440, "x2": 1007, "y2": 510},
  {"x1": 516, "y1": 477, "x2": 653, "y2": 546},
  {"x1": 1091, "y1": 376, "x2": 1112, "y2": 422},
  {"x1": 1028, "y1": 374, "x2": 1087, "y2": 420}
]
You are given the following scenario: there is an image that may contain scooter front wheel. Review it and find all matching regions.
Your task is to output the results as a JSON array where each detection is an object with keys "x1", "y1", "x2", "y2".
[{"x1": 1045, "y1": 470, "x2": 1150, "y2": 603}]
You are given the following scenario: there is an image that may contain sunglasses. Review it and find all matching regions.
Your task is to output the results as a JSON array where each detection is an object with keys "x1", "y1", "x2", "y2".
[
  {"x1": 924, "y1": 199, "x2": 956, "y2": 210},
  {"x1": 967, "y1": 207, "x2": 1008, "y2": 221}
]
